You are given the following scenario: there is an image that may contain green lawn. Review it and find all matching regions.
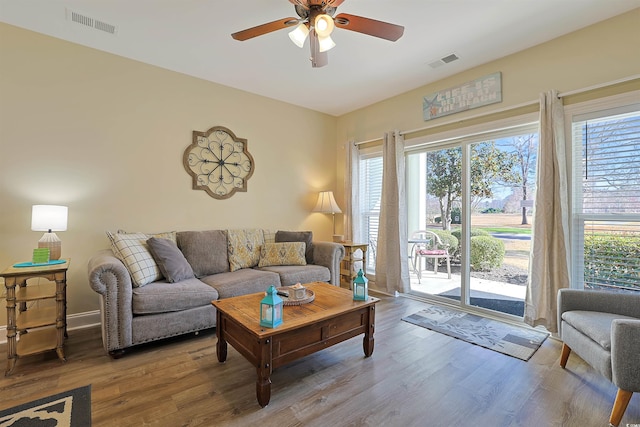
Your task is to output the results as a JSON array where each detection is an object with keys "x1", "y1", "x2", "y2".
[{"x1": 479, "y1": 227, "x2": 532, "y2": 234}]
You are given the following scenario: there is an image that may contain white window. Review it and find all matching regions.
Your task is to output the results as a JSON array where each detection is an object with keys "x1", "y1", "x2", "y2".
[
  {"x1": 358, "y1": 155, "x2": 382, "y2": 272},
  {"x1": 571, "y1": 97, "x2": 640, "y2": 292}
]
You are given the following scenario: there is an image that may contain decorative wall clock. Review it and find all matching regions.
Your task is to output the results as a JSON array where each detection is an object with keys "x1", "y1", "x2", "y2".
[{"x1": 183, "y1": 126, "x2": 254, "y2": 199}]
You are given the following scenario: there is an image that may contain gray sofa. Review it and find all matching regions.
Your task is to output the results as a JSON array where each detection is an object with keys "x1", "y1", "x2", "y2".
[{"x1": 88, "y1": 229, "x2": 345, "y2": 357}]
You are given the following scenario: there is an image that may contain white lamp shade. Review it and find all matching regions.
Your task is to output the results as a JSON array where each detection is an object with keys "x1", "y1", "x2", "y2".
[
  {"x1": 312, "y1": 191, "x2": 342, "y2": 214},
  {"x1": 31, "y1": 205, "x2": 68, "y2": 232},
  {"x1": 314, "y1": 14, "x2": 335, "y2": 38},
  {"x1": 288, "y1": 23, "x2": 309, "y2": 48},
  {"x1": 318, "y1": 34, "x2": 336, "y2": 52}
]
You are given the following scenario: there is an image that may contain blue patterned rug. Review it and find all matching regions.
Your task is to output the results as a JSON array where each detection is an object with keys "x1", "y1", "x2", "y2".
[
  {"x1": 0, "y1": 385, "x2": 91, "y2": 426},
  {"x1": 402, "y1": 304, "x2": 548, "y2": 361}
]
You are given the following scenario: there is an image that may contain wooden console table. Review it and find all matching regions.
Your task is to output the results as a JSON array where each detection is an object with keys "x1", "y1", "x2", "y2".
[
  {"x1": 1, "y1": 259, "x2": 70, "y2": 376},
  {"x1": 340, "y1": 242, "x2": 368, "y2": 288}
]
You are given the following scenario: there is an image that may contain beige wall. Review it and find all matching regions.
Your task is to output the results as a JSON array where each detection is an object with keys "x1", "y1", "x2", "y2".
[
  {"x1": 334, "y1": 9, "x2": 640, "y2": 233},
  {"x1": 1, "y1": 9, "x2": 639, "y2": 325},
  {"x1": 0, "y1": 24, "x2": 338, "y2": 322}
]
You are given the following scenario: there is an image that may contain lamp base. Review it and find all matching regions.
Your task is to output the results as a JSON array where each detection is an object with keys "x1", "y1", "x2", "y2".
[
  {"x1": 38, "y1": 232, "x2": 62, "y2": 260},
  {"x1": 333, "y1": 234, "x2": 344, "y2": 243}
]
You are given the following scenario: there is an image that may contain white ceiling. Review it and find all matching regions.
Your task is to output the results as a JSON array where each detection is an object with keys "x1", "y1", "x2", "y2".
[{"x1": 1, "y1": 1, "x2": 639, "y2": 116}]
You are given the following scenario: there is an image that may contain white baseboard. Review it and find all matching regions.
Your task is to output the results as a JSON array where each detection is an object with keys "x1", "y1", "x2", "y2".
[{"x1": 0, "y1": 310, "x2": 101, "y2": 345}]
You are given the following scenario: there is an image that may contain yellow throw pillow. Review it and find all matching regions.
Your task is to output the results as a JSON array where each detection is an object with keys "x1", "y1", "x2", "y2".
[
  {"x1": 227, "y1": 229, "x2": 265, "y2": 272},
  {"x1": 258, "y1": 242, "x2": 307, "y2": 267}
]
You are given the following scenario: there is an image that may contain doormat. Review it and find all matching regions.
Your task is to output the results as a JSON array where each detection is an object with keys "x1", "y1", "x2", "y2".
[
  {"x1": 0, "y1": 385, "x2": 91, "y2": 427},
  {"x1": 402, "y1": 304, "x2": 548, "y2": 361},
  {"x1": 437, "y1": 289, "x2": 525, "y2": 317}
]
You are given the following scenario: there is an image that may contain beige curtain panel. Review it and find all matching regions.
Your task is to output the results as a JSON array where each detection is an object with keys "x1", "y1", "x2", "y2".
[
  {"x1": 524, "y1": 90, "x2": 571, "y2": 332},
  {"x1": 375, "y1": 130, "x2": 410, "y2": 294},
  {"x1": 348, "y1": 140, "x2": 360, "y2": 244}
]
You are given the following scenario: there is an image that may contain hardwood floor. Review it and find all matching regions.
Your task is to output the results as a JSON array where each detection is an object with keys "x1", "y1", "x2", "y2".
[{"x1": 1, "y1": 294, "x2": 638, "y2": 426}]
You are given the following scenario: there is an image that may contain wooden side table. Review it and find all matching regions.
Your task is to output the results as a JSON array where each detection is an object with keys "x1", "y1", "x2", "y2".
[
  {"x1": 340, "y1": 243, "x2": 368, "y2": 289},
  {"x1": 1, "y1": 259, "x2": 70, "y2": 376}
]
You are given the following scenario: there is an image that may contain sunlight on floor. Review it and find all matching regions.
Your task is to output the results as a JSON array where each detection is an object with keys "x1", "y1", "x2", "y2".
[{"x1": 408, "y1": 270, "x2": 526, "y2": 301}]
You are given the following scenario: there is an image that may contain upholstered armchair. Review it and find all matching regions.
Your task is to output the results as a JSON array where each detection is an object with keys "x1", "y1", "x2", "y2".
[{"x1": 558, "y1": 288, "x2": 640, "y2": 426}]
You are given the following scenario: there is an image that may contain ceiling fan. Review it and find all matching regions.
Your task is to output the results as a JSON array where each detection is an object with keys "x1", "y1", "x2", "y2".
[{"x1": 231, "y1": 0, "x2": 404, "y2": 68}]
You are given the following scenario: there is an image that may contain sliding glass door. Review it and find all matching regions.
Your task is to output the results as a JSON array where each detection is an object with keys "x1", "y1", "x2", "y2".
[
  {"x1": 405, "y1": 123, "x2": 538, "y2": 317},
  {"x1": 406, "y1": 147, "x2": 462, "y2": 301}
]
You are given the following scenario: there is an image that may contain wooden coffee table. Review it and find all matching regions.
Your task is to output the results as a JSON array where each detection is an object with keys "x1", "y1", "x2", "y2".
[{"x1": 211, "y1": 281, "x2": 379, "y2": 407}]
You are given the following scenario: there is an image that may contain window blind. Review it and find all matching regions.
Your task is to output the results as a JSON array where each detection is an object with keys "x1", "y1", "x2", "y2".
[
  {"x1": 572, "y1": 107, "x2": 640, "y2": 291},
  {"x1": 359, "y1": 156, "x2": 383, "y2": 270}
]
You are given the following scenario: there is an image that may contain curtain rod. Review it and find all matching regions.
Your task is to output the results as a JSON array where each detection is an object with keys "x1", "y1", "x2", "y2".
[
  {"x1": 354, "y1": 74, "x2": 639, "y2": 146},
  {"x1": 557, "y1": 74, "x2": 640, "y2": 98},
  {"x1": 354, "y1": 99, "x2": 537, "y2": 146}
]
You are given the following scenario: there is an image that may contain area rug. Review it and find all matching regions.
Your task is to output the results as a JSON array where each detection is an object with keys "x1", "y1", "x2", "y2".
[
  {"x1": 402, "y1": 304, "x2": 548, "y2": 361},
  {"x1": 0, "y1": 385, "x2": 91, "y2": 427}
]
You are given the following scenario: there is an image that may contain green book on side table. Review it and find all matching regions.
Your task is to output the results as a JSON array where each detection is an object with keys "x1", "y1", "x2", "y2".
[{"x1": 32, "y1": 248, "x2": 50, "y2": 264}]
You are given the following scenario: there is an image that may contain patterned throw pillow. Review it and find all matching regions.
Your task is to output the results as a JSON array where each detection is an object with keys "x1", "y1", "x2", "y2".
[
  {"x1": 106, "y1": 230, "x2": 176, "y2": 245},
  {"x1": 258, "y1": 242, "x2": 307, "y2": 267},
  {"x1": 227, "y1": 229, "x2": 265, "y2": 272},
  {"x1": 106, "y1": 230, "x2": 176, "y2": 287},
  {"x1": 263, "y1": 229, "x2": 276, "y2": 244},
  {"x1": 275, "y1": 230, "x2": 314, "y2": 264}
]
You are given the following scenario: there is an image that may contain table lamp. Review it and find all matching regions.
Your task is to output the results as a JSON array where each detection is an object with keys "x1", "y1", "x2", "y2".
[
  {"x1": 31, "y1": 205, "x2": 68, "y2": 260},
  {"x1": 312, "y1": 190, "x2": 343, "y2": 242}
]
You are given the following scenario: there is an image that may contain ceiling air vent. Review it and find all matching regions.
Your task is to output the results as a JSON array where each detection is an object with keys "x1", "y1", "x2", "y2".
[
  {"x1": 65, "y1": 8, "x2": 118, "y2": 35},
  {"x1": 428, "y1": 53, "x2": 460, "y2": 69}
]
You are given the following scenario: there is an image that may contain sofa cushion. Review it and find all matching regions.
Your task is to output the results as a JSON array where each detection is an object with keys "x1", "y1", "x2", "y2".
[
  {"x1": 147, "y1": 237, "x2": 195, "y2": 283},
  {"x1": 258, "y1": 242, "x2": 306, "y2": 267},
  {"x1": 562, "y1": 310, "x2": 639, "y2": 351},
  {"x1": 177, "y1": 230, "x2": 229, "y2": 277},
  {"x1": 257, "y1": 265, "x2": 330, "y2": 287},
  {"x1": 276, "y1": 230, "x2": 314, "y2": 264},
  {"x1": 107, "y1": 231, "x2": 176, "y2": 287},
  {"x1": 132, "y1": 278, "x2": 219, "y2": 315},
  {"x1": 227, "y1": 229, "x2": 265, "y2": 272},
  {"x1": 200, "y1": 269, "x2": 280, "y2": 299}
]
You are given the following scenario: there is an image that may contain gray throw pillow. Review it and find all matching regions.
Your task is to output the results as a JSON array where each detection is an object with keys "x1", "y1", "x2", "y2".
[
  {"x1": 146, "y1": 237, "x2": 195, "y2": 283},
  {"x1": 275, "y1": 230, "x2": 313, "y2": 264}
]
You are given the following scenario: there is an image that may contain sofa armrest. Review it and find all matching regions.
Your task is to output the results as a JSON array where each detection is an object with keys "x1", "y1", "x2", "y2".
[
  {"x1": 87, "y1": 249, "x2": 134, "y2": 352},
  {"x1": 611, "y1": 318, "x2": 640, "y2": 391},
  {"x1": 312, "y1": 241, "x2": 345, "y2": 286}
]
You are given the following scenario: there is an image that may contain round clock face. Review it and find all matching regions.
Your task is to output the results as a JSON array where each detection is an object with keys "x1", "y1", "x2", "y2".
[{"x1": 183, "y1": 126, "x2": 254, "y2": 199}]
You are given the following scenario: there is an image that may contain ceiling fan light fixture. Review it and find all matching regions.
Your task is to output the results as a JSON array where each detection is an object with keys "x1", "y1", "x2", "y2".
[
  {"x1": 314, "y1": 14, "x2": 335, "y2": 37},
  {"x1": 318, "y1": 34, "x2": 336, "y2": 52},
  {"x1": 288, "y1": 23, "x2": 309, "y2": 48}
]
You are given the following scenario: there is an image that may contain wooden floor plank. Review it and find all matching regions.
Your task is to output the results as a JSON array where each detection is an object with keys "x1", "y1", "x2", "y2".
[{"x1": 1, "y1": 294, "x2": 638, "y2": 426}]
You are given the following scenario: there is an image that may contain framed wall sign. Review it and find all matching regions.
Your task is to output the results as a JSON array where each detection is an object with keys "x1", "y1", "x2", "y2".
[
  {"x1": 423, "y1": 72, "x2": 502, "y2": 121},
  {"x1": 183, "y1": 126, "x2": 254, "y2": 199}
]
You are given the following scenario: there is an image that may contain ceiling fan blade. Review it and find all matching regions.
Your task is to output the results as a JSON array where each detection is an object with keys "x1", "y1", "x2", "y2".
[
  {"x1": 334, "y1": 13, "x2": 404, "y2": 41},
  {"x1": 231, "y1": 17, "x2": 299, "y2": 41},
  {"x1": 289, "y1": 0, "x2": 308, "y2": 8},
  {"x1": 309, "y1": 29, "x2": 328, "y2": 68},
  {"x1": 289, "y1": 0, "x2": 345, "y2": 8}
]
